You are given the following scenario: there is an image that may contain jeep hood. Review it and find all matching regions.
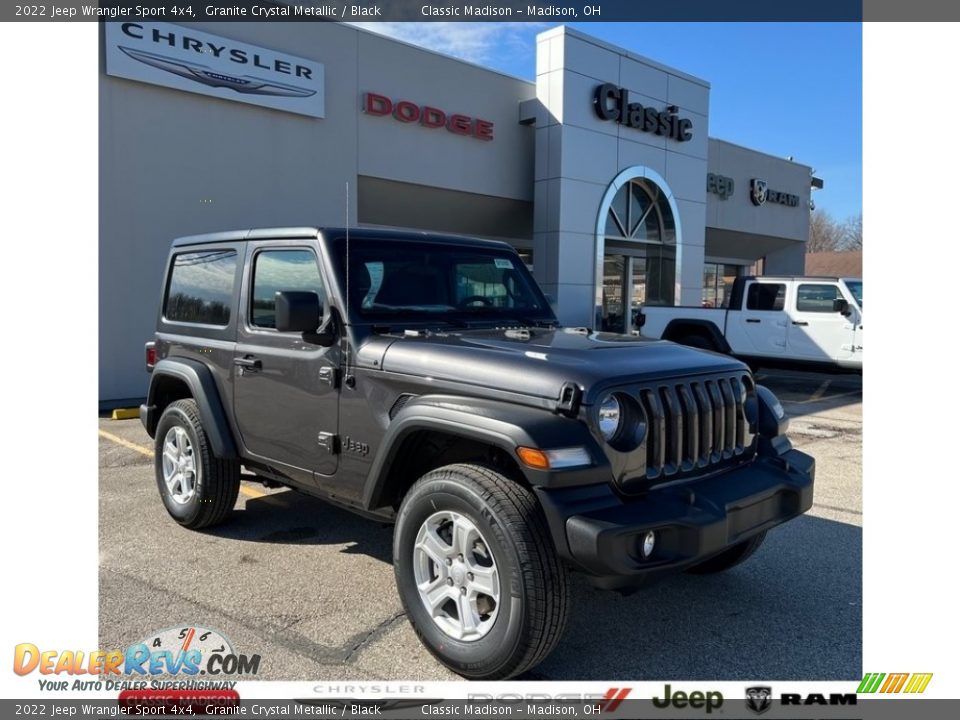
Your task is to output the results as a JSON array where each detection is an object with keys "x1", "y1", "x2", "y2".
[{"x1": 357, "y1": 328, "x2": 747, "y2": 404}]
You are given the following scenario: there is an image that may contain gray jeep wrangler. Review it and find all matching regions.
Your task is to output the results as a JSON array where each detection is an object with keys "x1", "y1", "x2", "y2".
[{"x1": 141, "y1": 227, "x2": 814, "y2": 679}]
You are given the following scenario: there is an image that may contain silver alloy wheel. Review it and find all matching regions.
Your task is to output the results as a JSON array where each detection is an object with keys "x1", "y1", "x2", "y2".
[
  {"x1": 413, "y1": 510, "x2": 500, "y2": 642},
  {"x1": 161, "y1": 426, "x2": 198, "y2": 505}
]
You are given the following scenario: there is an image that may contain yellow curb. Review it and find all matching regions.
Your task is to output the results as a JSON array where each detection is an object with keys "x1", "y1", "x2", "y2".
[
  {"x1": 111, "y1": 408, "x2": 140, "y2": 420},
  {"x1": 97, "y1": 429, "x2": 266, "y2": 498}
]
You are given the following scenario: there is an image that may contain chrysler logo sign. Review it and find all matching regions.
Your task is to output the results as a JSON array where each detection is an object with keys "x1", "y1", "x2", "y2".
[
  {"x1": 105, "y1": 22, "x2": 325, "y2": 118},
  {"x1": 593, "y1": 83, "x2": 693, "y2": 142}
]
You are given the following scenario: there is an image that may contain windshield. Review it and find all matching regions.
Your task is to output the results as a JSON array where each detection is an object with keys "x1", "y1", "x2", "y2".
[
  {"x1": 330, "y1": 237, "x2": 556, "y2": 326},
  {"x1": 843, "y1": 279, "x2": 863, "y2": 308}
]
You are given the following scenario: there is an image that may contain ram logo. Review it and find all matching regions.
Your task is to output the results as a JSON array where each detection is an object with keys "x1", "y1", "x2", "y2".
[{"x1": 750, "y1": 178, "x2": 768, "y2": 206}]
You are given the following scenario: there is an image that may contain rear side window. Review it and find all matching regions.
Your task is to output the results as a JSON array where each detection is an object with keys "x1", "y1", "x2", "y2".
[
  {"x1": 251, "y1": 249, "x2": 324, "y2": 329},
  {"x1": 796, "y1": 283, "x2": 842, "y2": 312},
  {"x1": 164, "y1": 250, "x2": 237, "y2": 325},
  {"x1": 746, "y1": 283, "x2": 786, "y2": 311}
]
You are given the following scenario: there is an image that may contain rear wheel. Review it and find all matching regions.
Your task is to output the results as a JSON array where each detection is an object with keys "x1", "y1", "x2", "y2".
[
  {"x1": 154, "y1": 399, "x2": 240, "y2": 530},
  {"x1": 393, "y1": 463, "x2": 570, "y2": 679},
  {"x1": 687, "y1": 531, "x2": 767, "y2": 574}
]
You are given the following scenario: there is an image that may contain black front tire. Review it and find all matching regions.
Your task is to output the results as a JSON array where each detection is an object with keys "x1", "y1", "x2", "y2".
[
  {"x1": 154, "y1": 399, "x2": 240, "y2": 530},
  {"x1": 686, "y1": 531, "x2": 767, "y2": 574},
  {"x1": 393, "y1": 463, "x2": 570, "y2": 680}
]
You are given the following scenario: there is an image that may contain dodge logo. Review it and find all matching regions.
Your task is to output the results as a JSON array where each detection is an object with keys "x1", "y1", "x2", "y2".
[{"x1": 750, "y1": 179, "x2": 768, "y2": 206}]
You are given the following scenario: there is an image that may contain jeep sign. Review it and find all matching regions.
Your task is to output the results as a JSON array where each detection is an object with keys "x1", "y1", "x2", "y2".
[{"x1": 105, "y1": 22, "x2": 325, "y2": 118}]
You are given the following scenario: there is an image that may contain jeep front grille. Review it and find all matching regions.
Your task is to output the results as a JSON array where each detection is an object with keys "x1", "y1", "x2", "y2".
[{"x1": 637, "y1": 374, "x2": 756, "y2": 484}]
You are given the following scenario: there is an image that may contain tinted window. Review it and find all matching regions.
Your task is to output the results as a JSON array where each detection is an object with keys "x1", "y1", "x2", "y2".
[
  {"x1": 251, "y1": 249, "x2": 324, "y2": 329},
  {"x1": 164, "y1": 250, "x2": 237, "y2": 325},
  {"x1": 746, "y1": 283, "x2": 786, "y2": 311},
  {"x1": 796, "y1": 283, "x2": 842, "y2": 313},
  {"x1": 843, "y1": 279, "x2": 863, "y2": 308},
  {"x1": 331, "y1": 239, "x2": 551, "y2": 325}
]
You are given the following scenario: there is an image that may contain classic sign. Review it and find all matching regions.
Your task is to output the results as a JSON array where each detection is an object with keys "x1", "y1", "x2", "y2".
[{"x1": 593, "y1": 83, "x2": 693, "y2": 142}]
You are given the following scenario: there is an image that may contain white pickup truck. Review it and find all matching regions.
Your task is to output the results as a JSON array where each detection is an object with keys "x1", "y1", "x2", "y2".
[{"x1": 637, "y1": 276, "x2": 862, "y2": 372}]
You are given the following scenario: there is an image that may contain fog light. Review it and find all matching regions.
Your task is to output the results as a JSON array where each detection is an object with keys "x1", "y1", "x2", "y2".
[{"x1": 641, "y1": 531, "x2": 656, "y2": 558}]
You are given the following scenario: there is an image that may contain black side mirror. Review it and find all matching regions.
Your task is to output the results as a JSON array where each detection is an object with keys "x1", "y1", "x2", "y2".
[
  {"x1": 276, "y1": 291, "x2": 321, "y2": 333},
  {"x1": 833, "y1": 298, "x2": 851, "y2": 316},
  {"x1": 276, "y1": 291, "x2": 337, "y2": 346}
]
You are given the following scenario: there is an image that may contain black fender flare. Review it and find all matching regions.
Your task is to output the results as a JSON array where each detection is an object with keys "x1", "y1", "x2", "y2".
[
  {"x1": 143, "y1": 358, "x2": 238, "y2": 459},
  {"x1": 662, "y1": 319, "x2": 732, "y2": 354},
  {"x1": 362, "y1": 394, "x2": 609, "y2": 511}
]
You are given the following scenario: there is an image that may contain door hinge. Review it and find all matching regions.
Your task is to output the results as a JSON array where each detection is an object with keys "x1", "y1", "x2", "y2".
[
  {"x1": 317, "y1": 432, "x2": 340, "y2": 454},
  {"x1": 318, "y1": 366, "x2": 340, "y2": 388}
]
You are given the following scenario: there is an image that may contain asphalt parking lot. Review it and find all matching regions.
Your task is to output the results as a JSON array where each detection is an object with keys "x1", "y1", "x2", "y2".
[{"x1": 99, "y1": 369, "x2": 861, "y2": 681}]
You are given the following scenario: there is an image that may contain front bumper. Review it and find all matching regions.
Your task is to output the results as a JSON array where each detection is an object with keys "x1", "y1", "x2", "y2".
[{"x1": 536, "y1": 446, "x2": 814, "y2": 588}]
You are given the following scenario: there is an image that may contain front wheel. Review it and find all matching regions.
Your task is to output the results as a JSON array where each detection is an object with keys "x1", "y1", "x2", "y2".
[{"x1": 393, "y1": 464, "x2": 570, "y2": 679}]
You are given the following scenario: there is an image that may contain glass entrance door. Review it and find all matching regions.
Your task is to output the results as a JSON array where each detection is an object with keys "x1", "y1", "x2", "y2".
[
  {"x1": 600, "y1": 255, "x2": 626, "y2": 333},
  {"x1": 601, "y1": 251, "x2": 677, "y2": 334}
]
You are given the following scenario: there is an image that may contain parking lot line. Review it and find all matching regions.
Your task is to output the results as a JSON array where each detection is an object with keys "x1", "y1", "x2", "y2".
[
  {"x1": 98, "y1": 428, "x2": 266, "y2": 499},
  {"x1": 809, "y1": 378, "x2": 832, "y2": 401},
  {"x1": 98, "y1": 429, "x2": 152, "y2": 457}
]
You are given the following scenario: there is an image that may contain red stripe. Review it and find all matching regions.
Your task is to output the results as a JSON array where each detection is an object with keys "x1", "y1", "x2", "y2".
[{"x1": 604, "y1": 688, "x2": 631, "y2": 712}]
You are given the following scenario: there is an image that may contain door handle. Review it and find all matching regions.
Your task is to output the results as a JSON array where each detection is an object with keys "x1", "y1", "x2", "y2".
[
  {"x1": 792, "y1": 321, "x2": 809, "y2": 326},
  {"x1": 745, "y1": 319, "x2": 761, "y2": 324},
  {"x1": 234, "y1": 356, "x2": 262, "y2": 372}
]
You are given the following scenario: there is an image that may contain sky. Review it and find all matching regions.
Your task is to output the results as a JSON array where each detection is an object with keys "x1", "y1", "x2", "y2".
[{"x1": 353, "y1": 22, "x2": 862, "y2": 220}]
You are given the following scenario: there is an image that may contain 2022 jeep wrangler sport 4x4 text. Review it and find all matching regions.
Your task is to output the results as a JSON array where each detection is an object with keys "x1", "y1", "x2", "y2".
[{"x1": 140, "y1": 227, "x2": 815, "y2": 679}]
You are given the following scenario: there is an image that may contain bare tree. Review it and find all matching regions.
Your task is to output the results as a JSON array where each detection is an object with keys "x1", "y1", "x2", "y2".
[
  {"x1": 840, "y1": 213, "x2": 862, "y2": 250},
  {"x1": 807, "y1": 208, "x2": 843, "y2": 252}
]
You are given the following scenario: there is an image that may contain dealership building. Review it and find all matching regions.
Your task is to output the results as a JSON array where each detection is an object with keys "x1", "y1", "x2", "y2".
[{"x1": 100, "y1": 21, "x2": 816, "y2": 404}]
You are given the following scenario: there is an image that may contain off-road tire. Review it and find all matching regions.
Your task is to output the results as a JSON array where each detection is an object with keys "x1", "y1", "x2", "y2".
[
  {"x1": 393, "y1": 463, "x2": 570, "y2": 679},
  {"x1": 686, "y1": 531, "x2": 767, "y2": 574},
  {"x1": 154, "y1": 399, "x2": 240, "y2": 530}
]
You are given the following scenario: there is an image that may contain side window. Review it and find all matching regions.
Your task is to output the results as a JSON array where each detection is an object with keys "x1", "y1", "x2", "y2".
[
  {"x1": 164, "y1": 249, "x2": 237, "y2": 325},
  {"x1": 796, "y1": 283, "x2": 842, "y2": 313},
  {"x1": 746, "y1": 283, "x2": 786, "y2": 311},
  {"x1": 251, "y1": 249, "x2": 324, "y2": 329}
]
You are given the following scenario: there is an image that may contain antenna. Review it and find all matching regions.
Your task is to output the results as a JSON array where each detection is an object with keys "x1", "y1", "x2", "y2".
[{"x1": 343, "y1": 181, "x2": 354, "y2": 388}]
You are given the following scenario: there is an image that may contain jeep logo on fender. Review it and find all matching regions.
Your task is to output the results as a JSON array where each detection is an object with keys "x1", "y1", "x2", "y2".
[
  {"x1": 652, "y1": 685, "x2": 723, "y2": 713},
  {"x1": 364, "y1": 92, "x2": 494, "y2": 141},
  {"x1": 593, "y1": 83, "x2": 693, "y2": 142}
]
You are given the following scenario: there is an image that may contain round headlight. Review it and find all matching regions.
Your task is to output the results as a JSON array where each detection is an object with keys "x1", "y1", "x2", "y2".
[{"x1": 597, "y1": 394, "x2": 622, "y2": 441}]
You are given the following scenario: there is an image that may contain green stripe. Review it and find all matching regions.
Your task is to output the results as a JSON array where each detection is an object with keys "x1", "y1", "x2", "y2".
[{"x1": 858, "y1": 673, "x2": 885, "y2": 693}]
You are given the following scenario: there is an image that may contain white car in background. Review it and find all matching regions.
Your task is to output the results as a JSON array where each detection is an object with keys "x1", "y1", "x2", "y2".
[{"x1": 637, "y1": 276, "x2": 862, "y2": 372}]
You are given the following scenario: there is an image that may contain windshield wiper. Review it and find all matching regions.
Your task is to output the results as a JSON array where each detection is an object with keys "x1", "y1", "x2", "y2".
[{"x1": 496, "y1": 316, "x2": 556, "y2": 328}]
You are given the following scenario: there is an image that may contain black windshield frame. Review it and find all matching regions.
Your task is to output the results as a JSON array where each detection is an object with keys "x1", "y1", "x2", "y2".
[{"x1": 327, "y1": 236, "x2": 557, "y2": 327}]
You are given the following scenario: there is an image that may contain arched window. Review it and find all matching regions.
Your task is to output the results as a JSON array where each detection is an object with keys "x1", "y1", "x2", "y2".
[
  {"x1": 595, "y1": 169, "x2": 681, "y2": 333},
  {"x1": 603, "y1": 177, "x2": 676, "y2": 245}
]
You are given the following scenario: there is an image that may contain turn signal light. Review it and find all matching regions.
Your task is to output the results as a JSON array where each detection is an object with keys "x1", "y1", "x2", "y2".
[
  {"x1": 516, "y1": 446, "x2": 592, "y2": 470},
  {"x1": 516, "y1": 447, "x2": 550, "y2": 470}
]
